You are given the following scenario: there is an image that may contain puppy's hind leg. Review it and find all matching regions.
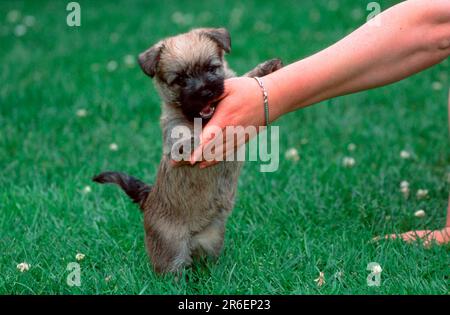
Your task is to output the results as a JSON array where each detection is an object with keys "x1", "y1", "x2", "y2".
[
  {"x1": 245, "y1": 58, "x2": 283, "y2": 77},
  {"x1": 145, "y1": 225, "x2": 192, "y2": 274},
  {"x1": 191, "y1": 219, "x2": 226, "y2": 259}
]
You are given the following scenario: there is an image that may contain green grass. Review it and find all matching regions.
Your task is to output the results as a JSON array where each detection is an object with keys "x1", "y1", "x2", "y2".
[{"x1": 0, "y1": 0, "x2": 449, "y2": 294}]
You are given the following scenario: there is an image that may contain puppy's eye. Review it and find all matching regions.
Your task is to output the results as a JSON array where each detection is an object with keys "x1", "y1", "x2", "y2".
[
  {"x1": 207, "y1": 65, "x2": 220, "y2": 73},
  {"x1": 173, "y1": 75, "x2": 187, "y2": 87}
]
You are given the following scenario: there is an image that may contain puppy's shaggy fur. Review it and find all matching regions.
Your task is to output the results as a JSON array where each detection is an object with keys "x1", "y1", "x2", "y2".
[{"x1": 94, "y1": 28, "x2": 282, "y2": 273}]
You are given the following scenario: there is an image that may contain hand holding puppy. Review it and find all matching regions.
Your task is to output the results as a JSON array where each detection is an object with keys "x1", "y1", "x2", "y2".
[
  {"x1": 190, "y1": 77, "x2": 270, "y2": 168},
  {"x1": 188, "y1": 0, "x2": 450, "y2": 168}
]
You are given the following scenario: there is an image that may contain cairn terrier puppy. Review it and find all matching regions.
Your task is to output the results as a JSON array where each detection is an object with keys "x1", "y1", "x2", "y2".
[{"x1": 93, "y1": 28, "x2": 282, "y2": 273}]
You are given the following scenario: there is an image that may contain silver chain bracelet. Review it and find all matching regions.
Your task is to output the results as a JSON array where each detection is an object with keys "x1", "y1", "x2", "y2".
[{"x1": 253, "y1": 77, "x2": 269, "y2": 126}]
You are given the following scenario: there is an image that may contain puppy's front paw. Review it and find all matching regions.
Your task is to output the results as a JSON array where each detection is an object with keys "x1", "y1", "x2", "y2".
[
  {"x1": 259, "y1": 58, "x2": 283, "y2": 75},
  {"x1": 246, "y1": 58, "x2": 283, "y2": 77}
]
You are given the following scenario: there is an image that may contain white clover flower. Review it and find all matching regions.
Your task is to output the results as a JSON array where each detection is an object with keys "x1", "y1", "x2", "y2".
[
  {"x1": 106, "y1": 60, "x2": 118, "y2": 72},
  {"x1": 309, "y1": 9, "x2": 321, "y2": 23},
  {"x1": 109, "y1": 32, "x2": 119, "y2": 43},
  {"x1": 198, "y1": 11, "x2": 212, "y2": 23},
  {"x1": 314, "y1": 271, "x2": 325, "y2": 287},
  {"x1": 109, "y1": 143, "x2": 119, "y2": 151},
  {"x1": 7, "y1": 10, "x2": 21, "y2": 23},
  {"x1": 328, "y1": 0, "x2": 339, "y2": 11},
  {"x1": 400, "y1": 150, "x2": 411, "y2": 159},
  {"x1": 123, "y1": 54, "x2": 135, "y2": 67},
  {"x1": 105, "y1": 275, "x2": 112, "y2": 282},
  {"x1": 416, "y1": 189, "x2": 429, "y2": 199},
  {"x1": 400, "y1": 186, "x2": 410, "y2": 198},
  {"x1": 351, "y1": 8, "x2": 363, "y2": 20},
  {"x1": 23, "y1": 15, "x2": 35, "y2": 27},
  {"x1": 414, "y1": 209, "x2": 426, "y2": 218},
  {"x1": 82, "y1": 185, "x2": 92, "y2": 194},
  {"x1": 342, "y1": 157, "x2": 356, "y2": 168},
  {"x1": 171, "y1": 12, "x2": 193, "y2": 26},
  {"x1": 17, "y1": 262, "x2": 30, "y2": 272},
  {"x1": 171, "y1": 12, "x2": 184, "y2": 24},
  {"x1": 229, "y1": 7, "x2": 244, "y2": 27},
  {"x1": 300, "y1": 138, "x2": 309, "y2": 145},
  {"x1": 431, "y1": 81, "x2": 443, "y2": 91},
  {"x1": 75, "y1": 253, "x2": 85, "y2": 261},
  {"x1": 76, "y1": 109, "x2": 87, "y2": 117},
  {"x1": 183, "y1": 13, "x2": 194, "y2": 25},
  {"x1": 253, "y1": 21, "x2": 272, "y2": 33},
  {"x1": 400, "y1": 181, "x2": 410, "y2": 197},
  {"x1": 371, "y1": 264, "x2": 382, "y2": 275},
  {"x1": 14, "y1": 24, "x2": 26, "y2": 37},
  {"x1": 90, "y1": 63, "x2": 100, "y2": 72},
  {"x1": 284, "y1": 148, "x2": 299, "y2": 162},
  {"x1": 347, "y1": 143, "x2": 356, "y2": 152}
]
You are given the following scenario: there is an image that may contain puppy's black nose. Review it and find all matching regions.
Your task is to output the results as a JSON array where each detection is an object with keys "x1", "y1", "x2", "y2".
[{"x1": 199, "y1": 89, "x2": 214, "y2": 99}]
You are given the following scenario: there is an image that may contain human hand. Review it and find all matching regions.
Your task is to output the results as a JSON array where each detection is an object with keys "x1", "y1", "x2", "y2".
[
  {"x1": 373, "y1": 227, "x2": 450, "y2": 247},
  {"x1": 188, "y1": 76, "x2": 270, "y2": 168}
]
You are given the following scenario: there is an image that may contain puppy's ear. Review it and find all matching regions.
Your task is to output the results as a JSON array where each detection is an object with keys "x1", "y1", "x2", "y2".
[
  {"x1": 138, "y1": 41, "x2": 164, "y2": 77},
  {"x1": 202, "y1": 28, "x2": 231, "y2": 53}
]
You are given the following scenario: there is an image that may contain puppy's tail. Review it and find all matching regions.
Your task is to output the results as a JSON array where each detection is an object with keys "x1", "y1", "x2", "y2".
[{"x1": 92, "y1": 171, "x2": 151, "y2": 210}]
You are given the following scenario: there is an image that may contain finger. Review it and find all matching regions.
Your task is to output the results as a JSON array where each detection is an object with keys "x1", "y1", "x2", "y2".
[
  {"x1": 402, "y1": 230, "x2": 431, "y2": 242},
  {"x1": 207, "y1": 79, "x2": 234, "y2": 105},
  {"x1": 197, "y1": 135, "x2": 237, "y2": 169},
  {"x1": 384, "y1": 234, "x2": 397, "y2": 240},
  {"x1": 212, "y1": 88, "x2": 229, "y2": 103},
  {"x1": 190, "y1": 124, "x2": 223, "y2": 164},
  {"x1": 191, "y1": 145, "x2": 204, "y2": 164},
  {"x1": 201, "y1": 134, "x2": 225, "y2": 162},
  {"x1": 370, "y1": 236, "x2": 381, "y2": 243},
  {"x1": 190, "y1": 135, "x2": 208, "y2": 164},
  {"x1": 199, "y1": 144, "x2": 241, "y2": 168},
  {"x1": 170, "y1": 159, "x2": 192, "y2": 167},
  {"x1": 199, "y1": 160, "x2": 220, "y2": 169},
  {"x1": 385, "y1": 231, "x2": 431, "y2": 243},
  {"x1": 385, "y1": 232, "x2": 415, "y2": 242},
  {"x1": 190, "y1": 80, "x2": 238, "y2": 164}
]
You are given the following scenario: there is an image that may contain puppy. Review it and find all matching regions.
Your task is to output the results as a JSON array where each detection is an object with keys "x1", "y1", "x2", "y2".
[{"x1": 93, "y1": 28, "x2": 282, "y2": 273}]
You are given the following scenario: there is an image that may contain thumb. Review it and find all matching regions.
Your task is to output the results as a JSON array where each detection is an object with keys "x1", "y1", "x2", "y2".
[
  {"x1": 190, "y1": 118, "x2": 224, "y2": 164},
  {"x1": 190, "y1": 80, "x2": 235, "y2": 164}
]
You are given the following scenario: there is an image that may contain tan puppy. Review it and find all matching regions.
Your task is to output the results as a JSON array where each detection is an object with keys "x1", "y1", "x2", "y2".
[{"x1": 93, "y1": 28, "x2": 282, "y2": 273}]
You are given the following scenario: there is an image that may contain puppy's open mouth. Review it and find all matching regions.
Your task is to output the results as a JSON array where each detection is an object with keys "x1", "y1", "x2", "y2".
[{"x1": 199, "y1": 101, "x2": 218, "y2": 119}]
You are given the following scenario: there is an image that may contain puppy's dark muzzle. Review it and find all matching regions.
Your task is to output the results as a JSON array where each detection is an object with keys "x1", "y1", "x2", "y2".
[
  {"x1": 189, "y1": 79, "x2": 222, "y2": 99},
  {"x1": 197, "y1": 89, "x2": 215, "y2": 100},
  {"x1": 180, "y1": 80, "x2": 224, "y2": 120}
]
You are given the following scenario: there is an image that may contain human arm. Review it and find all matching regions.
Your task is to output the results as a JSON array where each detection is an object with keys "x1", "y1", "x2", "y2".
[{"x1": 191, "y1": 0, "x2": 450, "y2": 167}]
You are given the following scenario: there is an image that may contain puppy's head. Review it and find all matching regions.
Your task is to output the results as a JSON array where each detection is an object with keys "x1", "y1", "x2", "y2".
[{"x1": 138, "y1": 28, "x2": 231, "y2": 121}]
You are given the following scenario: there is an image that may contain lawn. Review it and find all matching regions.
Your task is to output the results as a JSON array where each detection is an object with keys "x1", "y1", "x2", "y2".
[{"x1": 0, "y1": 0, "x2": 449, "y2": 294}]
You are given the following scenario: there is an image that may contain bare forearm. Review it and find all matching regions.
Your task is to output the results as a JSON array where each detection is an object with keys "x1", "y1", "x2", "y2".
[{"x1": 265, "y1": 0, "x2": 450, "y2": 120}]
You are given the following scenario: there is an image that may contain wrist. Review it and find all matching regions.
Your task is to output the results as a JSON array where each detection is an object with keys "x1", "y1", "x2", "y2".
[
  {"x1": 252, "y1": 77, "x2": 270, "y2": 126},
  {"x1": 262, "y1": 74, "x2": 285, "y2": 123}
]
